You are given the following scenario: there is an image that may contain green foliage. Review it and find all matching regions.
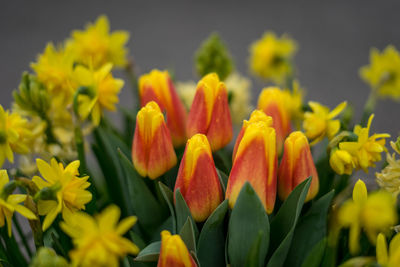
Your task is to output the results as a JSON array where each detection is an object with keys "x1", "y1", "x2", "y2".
[
  {"x1": 228, "y1": 182, "x2": 270, "y2": 267},
  {"x1": 195, "y1": 32, "x2": 234, "y2": 80},
  {"x1": 197, "y1": 200, "x2": 229, "y2": 267},
  {"x1": 267, "y1": 178, "x2": 311, "y2": 267}
]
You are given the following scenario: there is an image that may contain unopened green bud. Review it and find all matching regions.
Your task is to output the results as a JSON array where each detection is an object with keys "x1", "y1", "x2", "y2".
[
  {"x1": 34, "y1": 183, "x2": 61, "y2": 202},
  {"x1": 13, "y1": 72, "x2": 49, "y2": 118},
  {"x1": 29, "y1": 247, "x2": 69, "y2": 267},
  {"x1": 195, "y1": 32, "x2": 234, "y2": 80},
  {"x1": 0, "y1": 181, "x2": 17, "y2": 199},
  {"x1": 395, "y1": 136, "x2": 400, "y2": 152}
]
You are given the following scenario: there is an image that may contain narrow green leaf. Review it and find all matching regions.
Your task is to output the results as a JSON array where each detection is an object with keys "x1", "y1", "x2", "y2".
[
  {"x1": 158, "y1": 182, "x2": 177, "y2": 233},
  {"x1": 93, "y1": 127, "x2": 129, "y2": 215},
  {"x1": 285, "y1": 190, "x2": 334, "y2": 266},
  {"x1": 197, "y1": 200, "x2": 228, "y2": 267},
  {"x1": 228, "y1": 182, "x2": 269, "y2": 267},
  {"x1": 119, "y1": 150, "x2": 167, "y2": 230},
  {"x1": 174, "y1": 189, "x2": 198, "y2": 238},
  {"x1": 266, "y1": 177, "x2": 311, "y2": 267},
  {"x1": 135, "y1": 241, "x2": 161, "y2": 262},
  {"x1": 301, "y1": 238, "x2": 327, "y2": 267},
  {"x1": 179, "y1": 218, "x2": 197, "y2": 253}
]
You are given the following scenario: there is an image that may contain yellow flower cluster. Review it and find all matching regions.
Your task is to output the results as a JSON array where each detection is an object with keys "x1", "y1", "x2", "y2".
[
  {"x1": 32, "y1": 158, "x2": 92, "y2": 231},
  {"x1": 376, "y1": 140, "x2": 400, "y2": 196},
  {"x1": 360, "y1": 45, "x2": 400, "y2": 100},
  {"x1": 5, "y1": 15, "x2": 128, "y2": 172},
  {"x1": 338, "y1": 179, "x2": 397, "y2": 255},
  {"x1": 0, "y1": 105, "x2": 32, "y2": 167},
  {"x1": 330, "y1": 114, "x2": 389, "y2": 175},
  {"x1": 249, "y1": 32, "x2": 297, "y2": 85},
  {"x1": 60, "y1": 205, "x2": 139, "y2": 267}
]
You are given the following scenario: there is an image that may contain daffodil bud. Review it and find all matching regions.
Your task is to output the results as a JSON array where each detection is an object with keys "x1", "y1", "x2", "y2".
[
  {"x1": 157, "y1": 230, "x2": 198, "y2": 267},
  {"x1": 257, "y1": 87, "x2": 292, "y2": 154},
  {"x1": 186, "y1": 73, "x2": 233, "y2": 151},
  {"x1": 174, "y1": 134, "x2": 223, "y2": 222},
  {"x1": 13, "y1": 72, "x2": 50, "y2": 117},
  {"x1": 278, "y1": 131, "x2": 319, "y2": 202},
  {"x1": 195, "y1": 33, "x2": 233, "y2": 80},
  {"x1": 139, "y1": 69, "x2": 187, "y2": 147},
  {"x1": 329, "y1": 148, "x2": 354, "y2": 175},
  {"x1": 226, "y1": 121, "x2": 277, "y2": 214},
  {"x1": 132, "y1": 101, "x2": 177, "y2": 179},
  {"x1": 30, "y1": 247, "x2": 69, "y2": 267}
]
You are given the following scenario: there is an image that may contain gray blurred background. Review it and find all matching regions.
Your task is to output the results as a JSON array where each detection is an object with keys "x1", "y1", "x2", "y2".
[{"x1": 0, "y1": 0, "x2": 399, "y2": 138}]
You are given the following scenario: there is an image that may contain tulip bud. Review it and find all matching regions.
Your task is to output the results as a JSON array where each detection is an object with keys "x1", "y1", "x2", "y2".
[
  {"x1": 186, "y1": 73, "x2": 233, "y2": 151},
  {"x1": 257, "y1": 87, "x2": 292, "y2": 154},
  {"x1": 232, "y1": 110, "x2": 273, "y2": 161},
  {"x1": 139, "y1": 69, "x2": 187, "y2": 147},
  {"x1": 174, "y1": 134, "x2": 223, "y2": 222},
  {"x1": 278, "y1": 131, "x2": 319, "y2": 202},
  {"x1": 226, "y1": 121, "x2": 277, "y2": 214},
  {"x1": 132, "y1": 101, "x2": 177, "y2": 179},
  {"x1": 157, "y1": 230, "x2": 198, "y2": 267}
]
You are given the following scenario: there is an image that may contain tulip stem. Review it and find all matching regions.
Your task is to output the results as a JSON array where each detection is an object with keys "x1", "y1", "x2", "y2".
[
  {"x1": 125, "y1": 59, "x2": 140, "y2": 112},
  {"x1": 361, "y1": 90, "x2": 377, "y2": 127}
]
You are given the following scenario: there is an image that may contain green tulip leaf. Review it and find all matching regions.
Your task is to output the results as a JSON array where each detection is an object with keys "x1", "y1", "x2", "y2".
[
  {"x1": 228, "y1": 182, "x2": 269, "y2": 267},
  {"x1": 174, "y1": 189, "x2": 199, "y2": 238},
  {"x1": 179, "y1": 217, "x2": 197, "y2": 253},
  {"x1": 266, "y1": 177, "x2": 311, "y2": 267},
  {"x1": 301, "y1": 238, "x2": 327, "y2": 267},
  {"x1": 197, "y1": 199, "x2": 229, "y2": 267},
  {"x1": 135, "y1": 241, "x2": 161, "y2": 262}
]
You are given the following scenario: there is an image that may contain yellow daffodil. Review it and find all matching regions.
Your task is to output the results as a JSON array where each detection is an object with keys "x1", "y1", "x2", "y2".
[
  {"x1": 67, "y1": 15, "x2": 129, "y2": 68},
  {"x1": 303, "y1": 101, "x2": 347, "y2": 145},
  {"x1": 360, "y1": 45, "x2": 400, "y2": 100},
  {"x1": 249, "y1": 31, "x2": 297, "y2": 84},
  {"x1": 31, "y1": 43, "x2": 76, "y2": 107},
  {"x1": 60, "y1": 205, "x2": 139, "y2": 267},
  {"x1": 32, "y1": 158, "x2": 92, "y2": 231},
  {"x1": 0, "y1": 170, "x2": 36, "y2": 236},
  {"x1": 376, "y1": 140, "x2": 400, "y2": 196},
  {"x1": 339, "y1": 114, "x2": 389, "y2": 173},
  {"x1": 338, "y1": 179, "x2": 397, "y2": 255},
  {"x1": 376, "y1": 233, "x2": 400, "y2": 267},
  {"x1": 0, "y1": 105, "x2": 32, "y2": 167},
  {"x1": 72, "y1": 63, "x2": 124, "y2": 126}
]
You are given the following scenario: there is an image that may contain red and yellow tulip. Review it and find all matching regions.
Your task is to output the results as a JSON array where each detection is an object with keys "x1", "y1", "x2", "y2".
[
  {"x1": 278, "y1": 131, "x2": 319, "y2": 202},
  {"x1": 132, "y1": 101, "x2": 177, "y2": 179},
  {"x1": 139, "y1": 69, "x2": 187, "y2": 147},
  {"x1": 257, "y1": 87, "x2": 292, "y2": 154},
  {"x1": 232, "y1": 109, "x2": 273, "y2": 161},
  {"x1": 174, "y1": 134, "x2": 223, "y2": 222},
  {"x1": 186, "y1": 73, "x2": 233, "y2": 151},
  {"x1": 157, "y1": 230, "x2": 197, "y2": 267},
  {"x1": 226, "y1": 121, "x2": 277, "y2": 214}
]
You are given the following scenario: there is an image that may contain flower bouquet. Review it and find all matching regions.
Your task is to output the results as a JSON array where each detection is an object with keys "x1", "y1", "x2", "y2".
[{"x1": 1, "y1": 15, "x2": 400, "y2": 267}]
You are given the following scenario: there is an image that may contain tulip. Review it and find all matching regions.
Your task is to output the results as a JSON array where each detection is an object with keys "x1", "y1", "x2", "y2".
[
  {"x1": 257, "y1": 87, "x2": 292, "y2": 154},
  {"x1": 139, "y1": 69, "x2": 187, "y2": 147},
  {"x1": 232, "y1": 109, "x2": 273, "y2": 161},
  {"x1": 186, "y1": 73, "x2": 232, "y2": 151},
  {"x1": 174, "y1": 134, "x2": 223, "y2": 222},
  {"x1": 157, "y1": 230, "x2": 198, "y2": 267},
  {"x1": 132, "y1": 101, "x2": 177, "y2": 179},
  {"x1": 278, "y1": 131, "x2": 319, "y2": 202},
  {"x1": 226, "y1": 121, "x2": 277, "y2": 214}
]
